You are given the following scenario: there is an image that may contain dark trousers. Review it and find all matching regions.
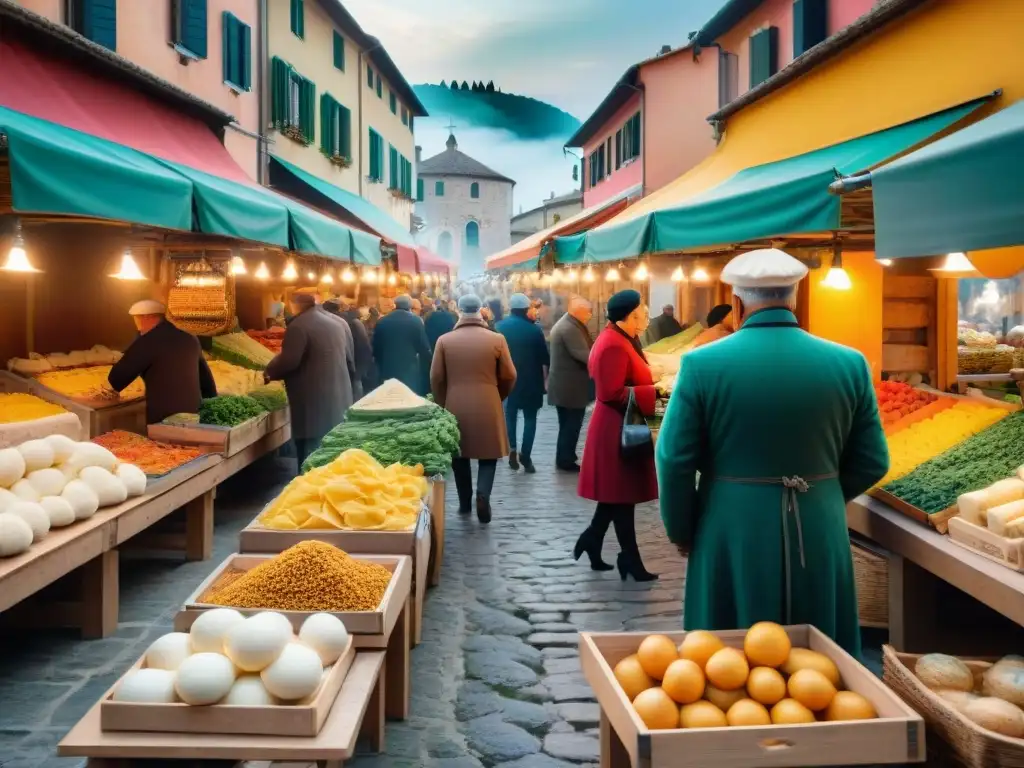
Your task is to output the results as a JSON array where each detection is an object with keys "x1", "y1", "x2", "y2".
[
  {"x1": 293, "y1": 438, "x2": 320, "y2": 473},
  {"x1": 555, "y1": 406, "x2": 585, "y2": 466},
  {"x1": 504, "y1": 405, "x2": 539, "y2": 459},
  {"x1": 588, "y1": 502, "x2": 641, "y2": 560},
  {"x1": 452, "y1": 457, "x2": 498, "y2": 503}
]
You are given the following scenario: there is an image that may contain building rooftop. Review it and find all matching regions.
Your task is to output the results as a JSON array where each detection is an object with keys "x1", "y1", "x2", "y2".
[
  {"x1": 511, "y1": 190, "x2": 583, "y2": 224},
  {"x1": 418, "y1": 134, "x2": 515, "y2": 184}
]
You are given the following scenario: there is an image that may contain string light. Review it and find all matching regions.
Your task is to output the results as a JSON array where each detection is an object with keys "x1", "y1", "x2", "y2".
[
  {"x1": 341, "y1": 267, "x2": 355, "y2": 283},
  {"x1": 633, "y1": 262, "x2": 649, "y2": 281},
  {"x1": 306, "y1": 270, "x2": 316, "y2": 281},
  {"x1": 362, "y1": 268, "x2": 377, "y2": 284},
  {"x1": 605, "y1": 265, "x2": 620, "y2": 282},
  {"x1": 567, "y1": 267, "x2": 578, "y2": 281},
  {"x1": 670, "y1": 266, "x2": 685, "y2": 282},
  {"x1": 320, "y1": 269, "x2": 334, "y2": 285},
  {"x1": 230, "y1": 254, "x2": 247, "y2": 275},
  {"x1": 255, "y1": 262, "x2": 270, "y2": 280},
  {"x1": 387, "y1": 272, "x2": 397, "y2": 286},
  {"x1": 281, "y1": 260, "x2": 298, "y2": 281},
  {"x1": 1, "y1": 220, "x2": 40, "y2": 273},
  {"x1": 583, "y1": 266, "x2": 595, "y2": 283},
  {"x1": 691, "y1": 266, "x2": 710, "y2": 283},
  {"x1": 110, "y1": 250, "x2": 146, "y2": 280}
]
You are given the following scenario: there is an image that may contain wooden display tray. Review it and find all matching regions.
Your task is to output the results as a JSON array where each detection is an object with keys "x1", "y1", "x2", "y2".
[
  {"x1": 59, "y1": 650, "x2": 387, "y2": 764},
  {"x1": 868, "y1": 488, "x2": 957, "y2": 533},
  {"x1": 947, "y1": 516, "x2": 1024, "y2": 572},
  {"x1": 580, "y1": 626, "x2": 925, "y2": 768},
  {"x1": 148, "y1": 413, "x2": 269, "y2": 457},
  {"x1": 100, "y1": 638, "x2": 354, "y2": 736},
  {"x1": 175, "y1": 553, "x2": 412, "y2": 636}
]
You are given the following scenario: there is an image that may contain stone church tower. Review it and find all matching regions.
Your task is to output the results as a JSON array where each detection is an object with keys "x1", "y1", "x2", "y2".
[{"x1": 415, "y1": 133, "x2": 515, "y2": 277}]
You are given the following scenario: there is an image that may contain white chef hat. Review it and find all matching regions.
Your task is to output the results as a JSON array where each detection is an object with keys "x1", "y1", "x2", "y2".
[
  {"x1": 128, "y1": 300, "x2": 166, "y2": 316},
  {"x1": 720, "y1": 248, "x2": 808, "y2": 289}
]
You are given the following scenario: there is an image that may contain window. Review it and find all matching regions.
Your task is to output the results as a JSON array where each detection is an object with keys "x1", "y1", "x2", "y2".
[
  {"x1": 615, "y1": 130, "x2": 622, "y2": 170},
  {"x1": 400, "y1": 156, "x2": 413, "y2": 198},
  {"x1": 68, "y1": 0, "x2": 117, "y2": 50},
  {"x1": 271, "y1": 57, "x2": 315, "y2": 143},
  {"x1": 416, "y1": 178, "x2": 424, "y2": 202},
  {"x1": 437, "y1": 231, "x2": 453, "y2": 259},
  {"x1": 465, "y1": 221, "x2": 480, "y2": 249},
  {"x1": 368, "y1": 128, "x2": 384, "y2": 182},
  {"x1": 409, "y1": 115, "x2": 414, "y2": 133},
  {"x1": 718, "y1": 50, "x2": 739, "y2": 107},
  {"x1": 435, "y1": 180, "x2": 445, "y2": 197},
  {"x1": 606, "y1": 137, "x2": 613, "y2": 175},
  {"x1": 332, "y1": 30, "x2": 344, "y2": 71},
  {"x1": 319, "y1": 94, "x2": 351, "y2": 160},
  {"x1": 749, "y1": 26, "x2": 779, "y2": 88},
  {"x1": 222, "y1": 13, "x2": 251, "y2": 91},
  {"x1": 172, "y1": 0, "x2": 207, "y2": 58},
  {"x1": 401, "y1": 106, "x2": 408, "y2": 126},
  {"x1": 376, "y1": 73, "x2": 382, "y2": 98},
  {"x1": 366, "y1": 63, "x2": 373, "y2": 88},
  {"x1": 389, "y1": 91, "x2": 397, "y2": 115},
  {"x1": 793, "y1": 0, "x2": 828, "y2": 57},
  {"x1": 621, "y1": 112, "x2": 641, "y2": 164},
  {"x1": 588, "y1": 144, "x2": 607, "y2": 187},
  {"x1": 388, "y1": 144, "x2": 400, "y2": 190},
  {"x1": 470, "y1": 182, "x2": 480, "y2": 199},
  {"x1": 290, "y1": 0, "x2": 304, "y2": 38}
]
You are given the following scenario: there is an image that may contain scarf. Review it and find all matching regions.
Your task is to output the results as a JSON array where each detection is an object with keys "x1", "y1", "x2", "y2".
[{"x1": 610, "y1": 322, "x2": 647, "y2": 363}]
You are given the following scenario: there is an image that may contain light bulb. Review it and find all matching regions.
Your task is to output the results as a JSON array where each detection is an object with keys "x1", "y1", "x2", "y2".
[
  {"x1": 110, "y1": 251, "x2": 146, "y2": 280},
  {"x1": 670, "y1": 266, "x2": 685, "y2": 282},
  {"x1": 567, "y1": 268, "x2": 578, "y2": 281},
  {"x1": 423, "y1": 273, "x2": 432, "y2": 285},
  {"x1": 306, "y1": 270, "x2": 316, "y2": 281},
  {"x1": 281, "y1": 261, "x2": 298, "y2": 281},
  {"x1": 341, "y1": 267, "x2": 355, "y2": 283},
  {"x1": 363, "y1": 268, "x2": 377, "y2": 284},
  {"x1": 691, "y1": 267, "x2": 710, "y2": 283},
  {"x1": 320, "y1": 270, "x2": 334, "y2": 285},
  {"x1": 633, "y1": 263, "x2": 649, "y2": 281},
  {"x1": 821, "y1": 267, "x2": 853, "y2": 290},
  {"x1": 583, "y1": 266, "x2": 595, "y2": 283},
  {"x1": 2, "y1": 228, "x2": 40, "y2": 273},
  {"x1": 255, "y1": 262, "x2": 270, "y2": 280},
  {"x1": 230, "y1": 255, "x2": 247, "y2": 275},
  {"x1": 412, "y1": 273, "x2": 420, "y2": 285},
  {"x1": 931, "y1": 252, "x2": 977, "y2": 273},
  {"x1": 605, "y1": 266, "x2": 620, "y2": 282},
  {"x1": 877, "y1": 259, "x2": 893, "y2": 267},
  {"x1": 387, "y1": 273, "x2": 397, "y2": 286}
]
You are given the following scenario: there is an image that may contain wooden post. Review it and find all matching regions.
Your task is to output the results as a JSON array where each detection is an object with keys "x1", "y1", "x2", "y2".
[
  {"x1": 599, "y1": 712, "x2": 631, "y2": 768},
  {"x1": 384, "y1": 598, "x2": 411, "y2": 720},
  {"x1": 428, "y1": 480, "x2": 445, "y2": 587},
  {"x1": 80, "y1": 550, "x2": 119, "y2": 640},
  {"x1": 184, "y1": 490, "x2": 215, "y2": 561},
  {"x1": 361, "y1": 662, "x2": 386, "y2": 753}
]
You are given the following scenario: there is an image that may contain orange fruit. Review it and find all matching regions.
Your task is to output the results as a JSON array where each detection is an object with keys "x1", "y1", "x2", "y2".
[
  {"x1": 613, "y1": 655, "x2": 655, "y2": 701},
  {"x1": 770, "y1": 698, "x2": 816, "y2": 724},
  {"x1": 780, "y1": 648, "x2": 841, "y2": 687},
  {"x1": 661, "y1": 659, "x2": 705, "y2": 704},
  {"x1": 704, "y1": 684, "x2": 746, "y2": 712},
  {"x1": 678, "y1": 631, "x2": 725, "y2": 670},
  {"x1": 637, "y1": 635, "x2": 680, "y2": 681},
  {"x1": 680, "y1": 700, "x2": 727, "y2": 728},
  {"x1": 633, "y1": 687, "x2": 680, "y2": 730},
  {"x1": 743, "y1": 622, "x2": 791, "y2": 668},
  {"x1": 746, "y1": 666, "x2": 787, "y2": 706},
  {"x1": 825, "y1": 691, "x2": 877, "y2": 721},
  {"x1": 787, "y1": 668, "x2": 837, "y2": 711},
  {"x1": 705, "y1": 647, "x2": 750, "y2": 691},
  {"x1": 726, "y1": 698, "x2": 772, "y2": 726}
]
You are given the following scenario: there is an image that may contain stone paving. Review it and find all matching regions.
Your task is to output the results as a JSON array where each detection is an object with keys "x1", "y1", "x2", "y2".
[{"x1": 0, "y1": 407, "x2": 885, "y2": 768}]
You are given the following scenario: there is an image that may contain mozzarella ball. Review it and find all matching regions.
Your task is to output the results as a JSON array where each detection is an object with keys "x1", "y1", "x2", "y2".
[
  {"x1": 145, "y1": 632, "x2": 193, "y2": 671},
  {"x1": 222, "y1": 675, "x2": 279, "y2": 706},
  {"x1": 113, "y1": 668, "x2": 178, "y2": 703},
  {"x1": 61, "y1": 480, "x2": 100, "y2": 520},
  {"x1": 298, "y1": 613, "x2": 349, "y2": 666},
  {"x1": 260, "y1": 642, "x2": 323, "y2": 701},
  {"x1": 189, "y1": 608, "x2": 245, "y2": 654},
  {"x1": 250, "y1": 611, "x2": 295, "y2": 637},
  {"x1": 7, "y1": 501, "x2": 49, "y2": 542},
  {"x1": 223, "y1": 614, "x2": 291, "y2": 672},
  {"x1": 0, "y1": 513, "x2": 34, "y2": 557},
  {"x1": 116, "y1": 463, "x2": 147, "y2": 497},
  {"x1": 39, "y1": 496, "x2": 76, "y2": 528},
  {"x1": 174, "y1": 653, "x2": 236, "y2": 705}
]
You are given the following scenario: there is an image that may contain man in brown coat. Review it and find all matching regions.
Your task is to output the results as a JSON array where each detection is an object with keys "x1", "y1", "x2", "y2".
[{"x1": 431, "y1": 294, "x2": 517, "y2": 523}]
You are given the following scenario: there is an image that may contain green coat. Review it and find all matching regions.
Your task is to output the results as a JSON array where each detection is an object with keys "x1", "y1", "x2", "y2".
[{"x1": 655, "y1": 308, "x2": 889, "y2": 657}]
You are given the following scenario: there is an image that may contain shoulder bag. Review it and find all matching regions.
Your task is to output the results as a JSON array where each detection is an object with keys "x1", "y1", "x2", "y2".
[{"x1": 620, "y1": 387, "x2": 653, "y2": 460}]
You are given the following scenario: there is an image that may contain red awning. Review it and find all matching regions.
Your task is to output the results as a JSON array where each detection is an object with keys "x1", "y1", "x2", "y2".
[
  {"x1": 396, "y1": 244, "x2": 418, "y2": 273},
  {"x1": 415, "y1": 248, "x2": 451, "y2": 275}
]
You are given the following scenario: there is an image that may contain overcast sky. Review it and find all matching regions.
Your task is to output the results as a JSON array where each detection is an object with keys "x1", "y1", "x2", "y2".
[{"x1": 343, "y1": 0, "x2": 726, "y2": 120}]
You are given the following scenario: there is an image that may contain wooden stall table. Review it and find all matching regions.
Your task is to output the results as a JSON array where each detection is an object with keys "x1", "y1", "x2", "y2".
[
  {"x1": 428, "y1": 479, "x2": 446, "y2": 587},
  {"x1": 848, "y1": 495, "x2": 1024, "y2": 654},
  {"x1": 58, "y1": 651, "x2": 386, "y2": 767}
]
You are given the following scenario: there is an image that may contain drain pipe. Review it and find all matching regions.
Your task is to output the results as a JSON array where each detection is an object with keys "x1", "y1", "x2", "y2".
[{"x1": 258, "y1": 0, "x2": 269, "y2": 184}]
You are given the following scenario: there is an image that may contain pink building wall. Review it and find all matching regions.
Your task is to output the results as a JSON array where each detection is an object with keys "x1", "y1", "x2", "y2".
[
  {"x1": 13, "y1": 0, "x2": 260, "y2": 180},
  {"x1": 639, "y1": 49, "x2": 719, "y2": 195},
  {"x1": 582, "y1": 92, "x2": 643, "y2": 209}
]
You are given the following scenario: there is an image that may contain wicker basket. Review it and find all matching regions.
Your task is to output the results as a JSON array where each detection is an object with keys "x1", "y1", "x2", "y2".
[
  {"x1": 852, "y1": 537, "x2": 889, "y2": 628},
  {"x1": 167, "y1": 258, "x2": 234, "y2": 336},
  {"x1": 882, "y1": 646, "x2": 1024, "y2": 768}
]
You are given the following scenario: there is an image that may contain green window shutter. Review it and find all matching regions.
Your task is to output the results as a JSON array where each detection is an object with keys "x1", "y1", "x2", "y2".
[
  {"x1": 470, "y1": 182, "x2": 479, "y2": 199},
  {"x1": 333, "y1": 31, "x2": 344, "y2": 70},
  {"x1": 78, "y1": 0, "x2": 117, "y2": 50},
  {"x1": 749, "y1": 27, "x2": 779, "y2": 88},
  {"x1": 435, "y1": 180, "x2": 444, "y2": 197},
  {"x1": 339, "y1": 105, "x2": 351, "y2": 159},
  {"x1": 389, "y1": 145, "x2": 399, "y2": 188},
  {"x1": 300, "y1": 79, "x2": 316, "y2": 144},
  {"x1": 319, "y1": 93, "x2": 331, "y2": 154},
  {"x1": 174, "y1": 0, "x2": 208, "y2": 58},
  {"x1": 376, "y1": 74, "x2": 382, "y2": 98},
  {"x1": 409, "y1": 115, "x2": 414, "y2": 133},
  {"x1": 222, "y1": 12, "x2": 235, "y2": 85},
  {"x1": 389, "y1": 91, "x2": 397, "y2": 114},
  {"x1": 366, "y1": 63, "x2": 373, "y2": 88},
  {"x1": 369, "y1": 130, "x2": 381, "y2": 180},
  {"x1": 240, "y1": 20, "x2": 251, "y2": 90},
  {"x1": 271, "y1": 57, "x2": 291, "y2": 128},
  {"x1": 290, "y1": 0, "x2": 304, "y2": 38},
  {"x1": 222, "y1": 13, "x2": 250, "y2": 90},
  {"x1": 631, "y1": 113, "x2": 641, "y2": 160},
  {"x1": 793, "y1": 0, "x2": 828, "y2": 57},
  {"x1": 615, "y1": 130, "x2": 622, "y2": 169},
  {"x1": 417, "y1": 178, "x2": 424, "y2": 202},
  {"x1": 401, "y1": 107, "x2": 408, "y2": 126}
]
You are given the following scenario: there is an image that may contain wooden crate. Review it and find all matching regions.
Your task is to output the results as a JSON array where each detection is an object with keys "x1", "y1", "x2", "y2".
[
  {"x1": 148, "y1": 413, "x2": 269, "y2": 458},
  {"x1": 947, "y1": 516, "x2": 1024, "y2": 572},
  {"x1": 175, "y1": 554, "x2": 411, "y2": 636},
  {"x1": 869, "y1": 488, "x2": 958, "y2": 534},
  {"x1": 99, "y1": 638, "x2": 354, "y2": 736},
  {"x1": 851, "y1": 538, "x2": 889, "y2": 629},
  {"x1": 580, "y1": 626, "x2": 925, "y2": 768},
  {"x1": 266, "y1": 407, "x2": 290, "y2": 433}
]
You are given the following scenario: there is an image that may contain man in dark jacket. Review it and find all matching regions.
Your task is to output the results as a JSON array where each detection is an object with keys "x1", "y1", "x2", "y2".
[
  {"x1": 645, "y1": 304, "x2": 684, "y2": 345},
  {"x1": 425, "y1": 299, "x2": 456, "y2": 349},
  {"x1": 372, "y1": 294, "x2": 432, "y2": 394},
  {"x1": 265, "y1": 293, "x2": 354, "y2": 471},
  {"x1": 496, "y1": 293, "x2": 549, "y2": 473},
  {"x1": 546, "y1": 296, "x2": 593, "y2": 471},
  {"x1": 324, "y1": 298, "x2": 372, "y2": 400},
  {"x1": 107, "y1": 300, "x2": 217, "y2": 424}
]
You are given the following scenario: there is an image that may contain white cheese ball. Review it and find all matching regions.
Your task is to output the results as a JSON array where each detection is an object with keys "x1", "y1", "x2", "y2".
[
  {"x1": 79, "y1": 466, "x2": 128, "y2": 507},
  {"x1": 0, "y1": 513, "x2": 34, "y2": 557},
  {"x1": 251, "y1": 611, "x2": 295, "y2": 638},
  {"x1": 0, "y1": 487, "x2": 18, "y2": 513},
  {"x1": 298, "y1": 613, "x2": 349, "y2": 665},
  {"x1": 222, "y1": 675, "x2": 279, "y2": 706},
  {"x1": 0, "y1": 448, "x2": 26, "y2": 488},
  {"x1": 43, "y1": 434, "x2": 77, "y2": 465},
  {"x1": 174, "y1": 652, "x2": 237, "y2": 705},
  {"x1": 260, "y1": 641, "x2": 323, "y2": 701},
  {"x1": 223, "y1": 613, "x2": 292, "y2": 672},
  {"x1": 116, "y1": 463, "x2": 147, "y2": 497},
  {"x1": 61, "y1": 479, "x2": 100, "y2": 520},
  {"x1": 7, "y1": 501, "x2": 49, "y2": 542},
  {"x1": 145, "y1": 632, "x2": 193, "y2": 671},
  {"x1": 10, "y1": 479, "x2": 40, "y2": 503},
  {"x1": 26, "y1": 468, "x2": 66, "y2": 498},
  {"x1": 189, "y1": 608, "x2": 245, "y2": 654},
  {"x1": 113, "y1": 668, "x2": 178, "y2": 703},
  {"x1": 39, "y1": 496, "x2": 76, "y2": 528},
  {"x1": 17, "y1": 440, "x2": 55, "y2": 473}
]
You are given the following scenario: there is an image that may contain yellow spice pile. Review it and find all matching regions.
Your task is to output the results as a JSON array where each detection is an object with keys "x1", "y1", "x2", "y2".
[{"x1": 204, "y1": 541, "x2": 391, "y2": 612}]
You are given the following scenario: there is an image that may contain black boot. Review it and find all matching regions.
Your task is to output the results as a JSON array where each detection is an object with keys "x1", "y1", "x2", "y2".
[
  {"x1": 476, "y1": 494, "x2": 492, "y2": 524},
  {"x1": 613, "y1": 508, "x2": 658, "y2": 582},
  {"x1": 573, "y1": 528, "x2": 614, "y2": 571},
  {"x1": 508, "y1": 450, "x2": 519, "y2": 471},
  {"x1": 521, "y1": 456, "x2": 536, "y2": 474},
  {"x1": 616, "y1": 552, "x2": 658, "y2": 582},
  {"x1": 452, "y1": 458, "x2": 473, "y2": 514}
]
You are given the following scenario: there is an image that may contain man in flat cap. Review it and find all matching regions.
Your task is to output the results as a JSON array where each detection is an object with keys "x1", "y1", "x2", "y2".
[
  {"x1": 107, "y1": 300, "x2": 217, "y2": 424},
  {"x1": 372, "y1": 294, "x2": 432, "y2": 394},
  {"x1": 656, "y1": 248, "x2": 889, "y2": 656},
  {"x1": 496, "y1": 293, "x2": 549, "y2": 473}
]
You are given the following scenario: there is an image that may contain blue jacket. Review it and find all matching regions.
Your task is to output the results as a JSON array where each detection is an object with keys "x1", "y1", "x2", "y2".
[
  {"x1": 496, "y1": 313, "x2": 549, "y2": 410},
  {"x1": 425, "y1": 308, "x2": 457, "y2": 349},
  {"x1": 371, "y1": 308, "x2": 431, "y2": 394}
]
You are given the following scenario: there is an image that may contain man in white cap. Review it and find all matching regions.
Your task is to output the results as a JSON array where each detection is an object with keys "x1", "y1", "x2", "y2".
[
  {"x1": 108, "y1": 300, "x2": 217, "y2": 424},
  {"x1": 655, "y1": 248, "x2": 889, "y2": 656}
]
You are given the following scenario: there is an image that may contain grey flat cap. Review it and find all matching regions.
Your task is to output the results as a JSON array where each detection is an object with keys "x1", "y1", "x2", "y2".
[
  {"x1": 509, "y1": 293, "x2": 530, "y2": 310},
  {"x1": 394, "y1": 294, "x2": 413, "y2": 310},
  {"x1": 458, "y1": 294, "x2": 482, "y2": 314}
]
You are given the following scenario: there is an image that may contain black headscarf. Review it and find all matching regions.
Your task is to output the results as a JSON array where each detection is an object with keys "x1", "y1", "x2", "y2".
[
  {"x1": 607, "y1": 289, "x2": 642, "y2": 323},
  {"x1": 706, "y1": 304, "x2": 733, "y2": 328}
]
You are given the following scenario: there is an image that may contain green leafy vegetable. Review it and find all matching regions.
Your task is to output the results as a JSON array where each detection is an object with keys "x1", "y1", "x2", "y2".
[
  {"x1": 199, "y1": 395, "x2": 267, "y2": 427},
  {"x1": 248, "y1": 386, "x2": 288, "y2": 411}
]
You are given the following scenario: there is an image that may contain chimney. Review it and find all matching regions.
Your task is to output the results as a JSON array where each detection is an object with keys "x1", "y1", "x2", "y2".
[
  {"x1": 415, "y1": 146, "x2": 422, "y2": 163},
  {"x1": 660, "y1": 44, "x2": 672, "y2": 54}
]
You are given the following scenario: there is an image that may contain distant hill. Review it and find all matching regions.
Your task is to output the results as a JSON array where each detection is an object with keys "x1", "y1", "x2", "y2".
[{"x1": 413, "y1": 84, "x2": 581, "y2": 142}]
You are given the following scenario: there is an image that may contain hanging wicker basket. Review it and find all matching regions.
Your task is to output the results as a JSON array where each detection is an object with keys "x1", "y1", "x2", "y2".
[{"x1": 167, "y1": 257, "x2": 234, "y2": 336}]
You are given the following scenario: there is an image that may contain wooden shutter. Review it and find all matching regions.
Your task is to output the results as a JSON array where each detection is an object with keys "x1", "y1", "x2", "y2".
[
  {"x1": 793, "y1": 0, "x2": 828, "y2": 57},
  {"x1": 389, "y1": 145, "x2": 399, "y2": 189},
  {"x1": 271, "y1": 57, "x2": 291, "y2": 128},
  {"x1": 290, "y1": 0, "x2": 304, "y2": 38},
  {"x1": 300, "y1": 79, "x2": 316, "y2": 144},
  {"x1": 631, "y1": 113, "x2": 641, "y2": 159},
  {"x1": 417, "y1": 178, "x2": 424, "y2": 202},
  {"x1": 240, "y1": 20, "x2": 251, "y2": 90},
  {"x1": 376, "y1": 74, "x2": 382, "y2": 98},
  {"x1": 749, "y1": 27, "x2": 779, "y2": 88},
  {"x1": 175, "y1": 0, "x2": 208, "y2": 58},
  {"x1": 222, "y1": 13, "x2": 236, "y2": 85},
  {"x1": 319, "y1": 94, "x2": 332, "y2": 154},
  {"x1": 339, "y1": 105, "x2": 351, "y2": 159},
  {"x1": 409, "y1": 115, "x2": 414, "y2": 133},
  {"x1": 615, "y1": 130, "x2": 622, "y2": 169},
  {"x1": 333, "y1": 31, "x2": 345, "y2": 70},
  {"x1": 79, "y1": 0, "x2": 117, "y2": 51},
  {"x1": 366, "y1": 63, "x2": 373, "y2": 88}
]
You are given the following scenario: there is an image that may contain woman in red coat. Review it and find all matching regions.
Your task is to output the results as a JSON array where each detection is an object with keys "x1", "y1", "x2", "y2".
[{"x1": 575, "y1": 289, "x2": 658, "y2": 581}]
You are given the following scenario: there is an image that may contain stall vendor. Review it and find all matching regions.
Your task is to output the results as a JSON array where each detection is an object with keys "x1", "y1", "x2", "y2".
[
  {"x1": 108, "y1": 300, "x2": 218, "y2": 424},
  {"x1": 655, "y1": 248, "x2": 889, "y2": 656},
  {"x1": 690, "y1": 304, "x2": 734, "y2": 349}
]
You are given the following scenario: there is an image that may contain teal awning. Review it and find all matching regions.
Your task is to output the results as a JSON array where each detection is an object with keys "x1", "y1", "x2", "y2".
[
  {"x1": 350, "y1": 228, "x2": 383, "y2": 266},
  {"x1": 562, "y1": 98, "x2": 990, "y2": 262},
  {"x1": 507, "y1": 257, "x2": 540, "y2": 273},
  {"x1": 0, "y1": 105, "x2": 193, "y2": 230},
  {"x1": 873, "y1": 100, "x2": 1024, "y2": 258},
  {"x1": 269, "y1": 154, "x2": 414, "y2": 248}
]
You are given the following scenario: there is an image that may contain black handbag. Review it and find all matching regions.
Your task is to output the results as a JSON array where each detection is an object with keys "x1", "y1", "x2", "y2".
[{"x1": 620, "y1": 387, "x2": 653, "y2": 460}]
